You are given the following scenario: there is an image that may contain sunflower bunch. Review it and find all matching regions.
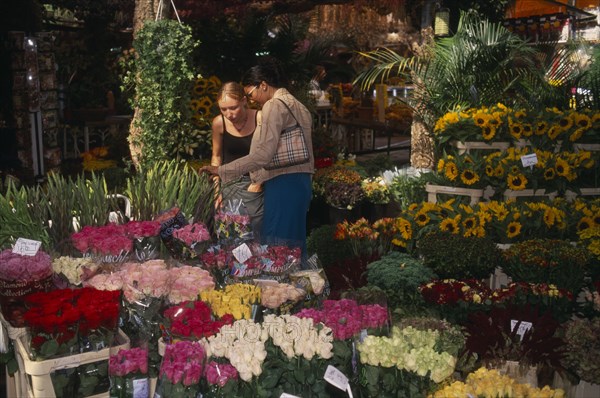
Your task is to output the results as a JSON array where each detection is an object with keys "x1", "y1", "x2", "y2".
[
  {"x1": 434, "y1": 151, "x2": 487, "y2": 188},
  {"x1": 532, "y1": 107, "x2": 600, "y2": 149},
  {"x1": 484, "y1": 146, "x2": 597, "y2": 193}
]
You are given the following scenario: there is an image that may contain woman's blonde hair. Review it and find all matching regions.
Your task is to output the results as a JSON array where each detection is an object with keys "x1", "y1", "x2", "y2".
[{"x1": 216, "y1": 81, "x2": 245, "y2": 102}]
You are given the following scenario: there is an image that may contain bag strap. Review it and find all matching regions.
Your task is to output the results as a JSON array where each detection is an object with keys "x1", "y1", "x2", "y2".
[{"x1": 277, "y1": 98, "x2": 300, "y2": 126}]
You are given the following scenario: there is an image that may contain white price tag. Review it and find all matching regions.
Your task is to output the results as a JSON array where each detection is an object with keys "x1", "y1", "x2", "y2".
[
  {"x1": 520, "y1": 153, "x2": 538, "y2": 168},
  {"x1": 280, "y1": 393, "x2": 301, "y2": 398},
  {"x1": 232, "y1": 243, "x2": 252, "y2": 264},
  {"x1": 511, "y1": 320, "x2": 533, "y2": 341},
  {"x1": 12, "y1": 238, "x2": 42, "y2": 256},
  {"x1": 324, "y1": 365, "x2": 349, "y2": 391},
  {"x1": 133, "y1": 378, "x2": 149, "y2": 398}
]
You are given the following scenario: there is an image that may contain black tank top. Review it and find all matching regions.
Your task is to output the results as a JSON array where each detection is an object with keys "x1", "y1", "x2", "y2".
[{"x1": 221, "y1": 113, "x2": 256, "y2": 164}]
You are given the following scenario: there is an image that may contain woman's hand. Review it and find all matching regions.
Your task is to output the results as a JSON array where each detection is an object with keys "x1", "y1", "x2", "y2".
[{"x1": 199, "y1": 165, "x2": 219, "y2": 175}]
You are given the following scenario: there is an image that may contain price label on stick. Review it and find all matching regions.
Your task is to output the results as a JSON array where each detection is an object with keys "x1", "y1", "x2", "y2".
[
  {"x1": 324, "y1": 365, "x2": 349, "y2": 391},
  {"x1": 521, "y1": 153, "x2": 538, "y2": 168},
  {"x1": 511, "y1": 319, "x2": 533, "y2": 341},
  {"x1": 12, "y1": 238, "x2": 42, "y2": 256}
]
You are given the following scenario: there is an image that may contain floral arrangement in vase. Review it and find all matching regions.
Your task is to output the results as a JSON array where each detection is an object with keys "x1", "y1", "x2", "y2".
[{"x1": 109, "y1": 347, "x2": 149, "y2": 398}]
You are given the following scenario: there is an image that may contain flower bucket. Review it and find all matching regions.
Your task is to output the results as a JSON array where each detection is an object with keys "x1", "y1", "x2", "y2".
[
  {"x1": 0, "y1": 276, "x2": 53, "y2": 327},
  {"x1": 498, "y1": 360, "x2": 538, "y2": 388}
]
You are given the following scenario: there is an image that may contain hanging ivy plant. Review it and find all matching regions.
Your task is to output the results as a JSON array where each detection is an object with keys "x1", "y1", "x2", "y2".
[{"x1": 123, "y1": 19, "x2": 199, "y2": 167}]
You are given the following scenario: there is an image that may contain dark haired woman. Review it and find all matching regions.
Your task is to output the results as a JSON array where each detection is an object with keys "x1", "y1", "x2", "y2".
[{"x1": 201, "y1": 61, "x2": 314, "y2": 256}]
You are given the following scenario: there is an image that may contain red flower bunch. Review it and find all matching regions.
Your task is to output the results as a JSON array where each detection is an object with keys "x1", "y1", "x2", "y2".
[
  {"x1": 261, "y1": 245, "x2": 302, "y2": 273},
  {"x1": 200, "y1": 248, "x2": 230, "y2": 270},
  {"x1": 163, "y1": 301, "x2": 234, "y2": 339},
  {"x1": 71, "y1": 224, "x2": 133, "y2": 255},
  {"x1": 419, "y1": 279, "x2": 492, "y2": 305},
  {"x1": 24, "y1": 287, "x2": 120, "y2": 358},
  {"x1": 296, "y1": 299, "x2": 388, "y2": 340},
  {"x1": 124, "y1": 220, "x2": 161, "y2": 239},
  {"x1": 491, "y1": 282, "x2": 574, "y2": 303}
]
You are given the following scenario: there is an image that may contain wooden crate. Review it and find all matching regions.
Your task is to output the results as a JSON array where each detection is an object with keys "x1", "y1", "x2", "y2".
[
  {"x1": 14, "y1": 329, "x2": 130, "y2": 398},
  {"x1": 426, "y1": 183, "x2": 484, "y2": 206}
]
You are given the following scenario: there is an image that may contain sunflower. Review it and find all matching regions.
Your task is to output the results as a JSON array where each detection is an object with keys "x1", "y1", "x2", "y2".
[
  {"x1": 574, "y1": 112, "x2": 592, "y2": 129},
  {"x1": 440, "y1": 215, "x2": 460, "y2": 234},
  {"x1": 460, "y1": 169, "x2": 480, "y2": 186},
  {"x1": 481, "y1": 125, "x2": 496, "y2": 140},
  {"x1": 472, "y1": 111, "x2": 492, "y2": 127},
  {"x1": 555, "y1": 158, "x2": 570, "y2": 177},
  {"x1": 547, "y1": 126, "x2": 561, "y2": 140},
  {"x1": 190, "y1": 99, "x2": 202, "y2": 111},
  {"x1": 522, "y1": 123, "x2": 533, "y2": 137},
  {"x1": 577, "y1": 216, "x2": 594, "y2": 231},
  {"x1": 494, "y1": 165, "x2": 505, "y2": 177},
  {"x1": 507, "y1": 173, "x2": 528, "y2": 190},
  {"x1": 506, "y1": 221, "x2": 522, "y2": 238},
  {"x1": 543, "y1": 168, "x2": 556, "y2": 180},
  {"x1": 569, "y1": 128, "x2": 584, "y2": 142},
  {"x1": 437, "y1": 159, "x2": 445, "y2": 173},
  {"x1": 485, "y1": 164, "x2": 494, "y2": 177},
  {"x1": 462, "y1": 216, "x2": 477, "y2": 230},
  {"x1": 536, "y1": 121, "x2": 548, "y2": 136},
  {"x1": 509, "y1": 122, "x2": 523, "y2": 139},
  {"x1": 543, "y1": 208, "x2": 556, "y2": 227},
  {"x1": 444, "y1": 162, "x2": 459, "y2": 181},
  {"x1": 395, "y1": 217, "x2": 413, "y2": 240},
  {"x1": 414, "y1": 211, "x2": 431, "y2": 226},
  {"x1": 558, "y1": 115, "x2": 574, "y2": 131}
]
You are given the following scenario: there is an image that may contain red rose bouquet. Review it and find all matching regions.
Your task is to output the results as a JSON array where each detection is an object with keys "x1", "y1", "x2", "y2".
[
  {"x1": 163, "y1": 300, "x2": 234, "y2": 340},
  {"x1": 24, "y1": 287, "x2": 121, "y2": 359},
  {"x1": 109, "y1": 347, "x2": 149, "y2": 398}
]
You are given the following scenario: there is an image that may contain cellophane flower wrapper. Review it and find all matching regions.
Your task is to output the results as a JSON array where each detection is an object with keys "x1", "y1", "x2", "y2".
[
  {"x1": 214, "y1": 200, "x2": 253, "y2": 246},
  {"x1": 71, "y1": 224, "x2": 133, "y2": 264},
  {"x1": 163, "y1": 300, "x2": 234, "y2": 340},
  {"x1": 289, "y1": 255, "x2": 331, "y2": 309},
  {"x1": 154, "y1": 340, "x2": 205, "y2": 398},
  {"x1": 171, "y1": 222, "x2": 212, "y2": 260},
  {"x1": 255, "y1": 280, "x2": 306, "y2": 314},
  {"x1": 200, "y1": 245, "x2": 233, "y2": 288},
  {"x1": 257, "y1": 245, "x2": 302, "y2": 282},
  {"x1": 228, "y1": 241, "x2": 266, "y2": 283},
  {"x1": 202, "y1": 361, "x2": 240, "y2": 398},
  {"x1": 124, "y1": 221, "x2": 162, "y2": 262},
  {"x1": 51, "y1": 359, "x2": 110, "y2": 398},
  {"x1": 155, "y1": 207, "x2": 189, "y2": 259},
  {"x1": 109, "y1": 347, "x2": 149, "y2": 398}
]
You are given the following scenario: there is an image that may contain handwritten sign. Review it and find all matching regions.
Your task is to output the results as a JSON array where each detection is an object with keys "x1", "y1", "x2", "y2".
[
  {"x1": 232, "y1": 243, "x2": 252, "y2": 264},
  {"x1": 511, "y1": 319, "x2": 533, "y2": 341},
  {"x1": 521, "y1": 153, "x2": 538, "y2": 168},
  {"x1": 12, "y1": 238, "x2": 42, "y2": 256}
]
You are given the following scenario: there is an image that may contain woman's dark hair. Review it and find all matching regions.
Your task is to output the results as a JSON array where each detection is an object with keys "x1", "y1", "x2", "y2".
[{"x1": 241, "y1": 57, "x2": 288, "y2": 87}]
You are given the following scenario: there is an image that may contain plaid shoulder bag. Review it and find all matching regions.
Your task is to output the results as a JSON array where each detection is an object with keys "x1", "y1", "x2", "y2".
[{"x1": 264, "y1": 99, "x2": 310, "y2": 170}]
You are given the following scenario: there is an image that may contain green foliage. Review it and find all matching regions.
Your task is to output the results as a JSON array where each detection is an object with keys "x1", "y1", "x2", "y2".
[
  {"x1": 388, "y1": 174, "x2": 428, "y2": 210},
  {"x1": 563, "y1": 317, "x2": 600, "y2": 384},
  {"x1": 125, "y1": 160, "x2": 214, "y2": 224},
  {"x1": 366, "y1": 252, "x2": 436, "y2": 312},
  {"x1": 396, "y1": 317, "x2": 466, "y2": 358},
  {"x1": 417, "y1": 231, "x2": 501, "y2": 279},
  {"x1": 306, "y1": 224, "x2": 353, "y2": 268},
  {"x1": 124, "y1": 20, "x2": 199, "y2": 166}
]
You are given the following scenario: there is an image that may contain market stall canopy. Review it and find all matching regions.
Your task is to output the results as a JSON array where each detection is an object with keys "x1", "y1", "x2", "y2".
[{"x1": 506, "y1": 0, "x2": 599, "y2": 21}]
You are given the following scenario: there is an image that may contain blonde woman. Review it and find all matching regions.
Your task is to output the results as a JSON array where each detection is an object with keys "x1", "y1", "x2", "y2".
[{"x1": 211, "y1": 81, "x2": 263, "y2": 237}]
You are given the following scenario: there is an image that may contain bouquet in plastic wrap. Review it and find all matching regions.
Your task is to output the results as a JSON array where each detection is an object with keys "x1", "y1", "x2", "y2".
[
  {"x1": 200, "y1": 245, "x2": 232, "y2": 288},
  {"x1": 154, "y1": 340, "x2": 205, "y2": 398},
  {"x1": 203, "y1": 361, "x2": 240, "y2": 398},
  {"x1": 214, "y1": 200, "x2": 252, "y2": 245},
  {"x1": 201, "y1": 284, "x2": 261, "y2": 320},
  {"x1": 71, "y1": 224, "x2": 133, "y2": 265},
  {"x1": 125, "y1": 220, "x2": 162, "y2": 262},
  {"x1": 255, "y1": 280, "x2": 306, "y2": 314},
  {"x1": 109, "y1": 347, "x2": 149, "y2": 398},
  {"x1": 172, "y1": 222, "x2": 212, "y2": 261},
  {"x1": 163, "y1": 300, "x2": 233, "y2": 340},
  {"x1": 258, "y1": 245, "x2": 302, "y2": 281}
]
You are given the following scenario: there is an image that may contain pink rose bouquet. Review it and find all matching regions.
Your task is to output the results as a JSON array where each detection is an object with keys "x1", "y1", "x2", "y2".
[
  {"x1": 71, "y1": 224, "x2": 133, "y2": 262},
  {"x1": 167, "y1": 265, "x2": 215, "y2": 304},
  {"x1": 124, "y1": 221, "x2": 161, "y2": 239},
  {"x1": 296, "y1": 299, "x2": 388, "y2": 340},
  {"x1": 172, "y1": 222, "x2": 213, "y2": 260},
  {"x1": 109, "y1": 347, "x2": 149, "y2": 398},
  {"x1": 203, "y1": 361, "x2": 240, "y2": 398},
  {"x1": 156, "y1": 341, "x2": 205, "y2": 397}
]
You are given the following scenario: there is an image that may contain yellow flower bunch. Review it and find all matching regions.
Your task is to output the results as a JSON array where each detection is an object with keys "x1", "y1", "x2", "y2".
[
  {"x1": 435, "y1": 152, "x2": 486, "y2": 188},
  {"x1": 200, "y1": 284, "x2": 261, "y2": 320},
  {"x1": 81, "y1": 146, "x2": 117, "y2": 171},
  {"x1": 190, "y1": 75, "x2": 222, "y2": 127},
  {"x1": 361, "y1": 176, "x2": 391, "y2": 204},
  {"x1": 430, "y1": 367, "x2": 565, "y2": 398}
]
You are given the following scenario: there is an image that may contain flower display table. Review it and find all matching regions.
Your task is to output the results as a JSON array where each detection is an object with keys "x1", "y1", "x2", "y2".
[
  {"x1": 503, "y1": 188, "x2": 556, "y2": 201},
  {"x1": 451, "y1": 140, "x2": 511, "y2": 154}
]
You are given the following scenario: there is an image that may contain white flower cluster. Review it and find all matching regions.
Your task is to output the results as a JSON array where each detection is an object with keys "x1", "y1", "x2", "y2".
[
  {"x1": 357, "y1": 326, "x2": 456, "y2": 383},
  {"x1": 204, "y1": 319, "x2": 268, "y2": 382},
  {"x1": 52, "y1": 256, "x2": 97, "y2": 285},
  {"x1": 263, "y1": 314, "x2": 333, "y2": 360}
]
